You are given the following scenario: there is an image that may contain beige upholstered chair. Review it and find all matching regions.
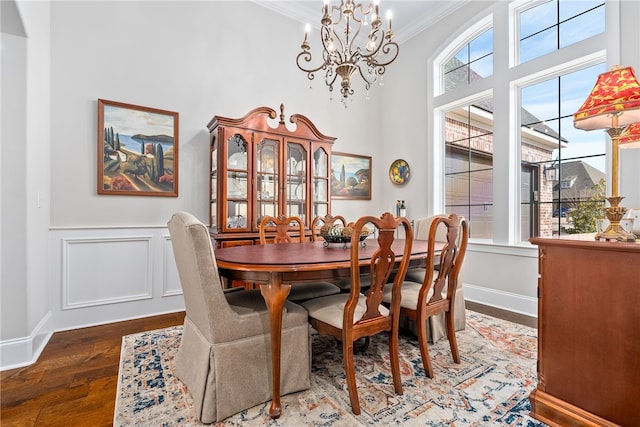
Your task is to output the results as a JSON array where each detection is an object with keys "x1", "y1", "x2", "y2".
[
  {"x1": 167, "y1": 211, "x2": 311, "y2": 422},
  {"x1": 383, "y1": 213, "x2": 468, "y2": 378},
  {"x1": 259, "y1": 215, "x2": 340, "y2": 302},
  {"x1": 301, "y1": 212, "x2": 413, "y2": 415}
]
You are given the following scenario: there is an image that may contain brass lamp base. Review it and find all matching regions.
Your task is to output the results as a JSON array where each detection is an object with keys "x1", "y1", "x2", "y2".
[{"x1": 595, "y1": 196, "x2": 636, "y2": 241}]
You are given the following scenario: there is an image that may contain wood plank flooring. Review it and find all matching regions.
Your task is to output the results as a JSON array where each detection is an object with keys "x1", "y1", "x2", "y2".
[
  {"x1": 0, "y1": 305, "x2": 535, "y2": 426},
  {"x1": 1, "y1": 312, "x2": 185, "y2": 426}
]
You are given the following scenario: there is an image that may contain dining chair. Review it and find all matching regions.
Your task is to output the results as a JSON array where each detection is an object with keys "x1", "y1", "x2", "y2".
[
  {"x1": 399, "y1": 214, "x2": 467, "y2": 343},
  {"x1": 311, "y1": 214, "x2": 375, "y2": 293},
  {"x1": 382, "y1": 213, "x2": 468, "y2": 378},
  {"x1": 259, "y1": 214, "x2": 341, "y2": 302},
  {"x1": 300, "y1": 212, "x2": 413, "y2": 415},
  {"x1": 167, "y1": 211, "x2": 311, "y2": 422},
  {"x1": 259, "y1": 214, "x2": 306, "y2": 244}
]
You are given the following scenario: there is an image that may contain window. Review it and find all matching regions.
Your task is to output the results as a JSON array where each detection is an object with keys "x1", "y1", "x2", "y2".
[
  {"x1": 435, "y1": 0, "x2": 607, "y2": 245},
  {"x1": 519, "y1": 0, "x2": 605, "y2": 63},
  {"x1": 444, "y1": 27, "x2": 493, "y2": 93},
  {"x1": 444, "y1": 102, "x2": 494, "y2": 239},
  {"x1": 520, "y1": 63, "x2": 606, "y2": 238}
]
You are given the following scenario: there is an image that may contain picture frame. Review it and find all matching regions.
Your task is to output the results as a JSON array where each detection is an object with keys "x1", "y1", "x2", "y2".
[
  {"x1": 330, "y1": 152, "x2": 372, "y2": 200},
  {"x1": 97, "y1": 99, "x2": 179, "y2": 196}
]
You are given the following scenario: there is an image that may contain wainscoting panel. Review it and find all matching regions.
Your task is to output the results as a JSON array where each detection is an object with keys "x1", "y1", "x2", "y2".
[
  {"x1": 162, "y1": 234, "x2": 182, "y2": 297},
  {"x1": 50, "y1": 226, "x2": 185, "y2": 333},
  {"x1": 62, "y1": 236, "x2": 153, "y2": 309}
]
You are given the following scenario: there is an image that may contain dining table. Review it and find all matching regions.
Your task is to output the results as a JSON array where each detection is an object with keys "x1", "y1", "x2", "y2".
[{"x1": 214, "y1": 238, "x2": 438, "y2": 419}]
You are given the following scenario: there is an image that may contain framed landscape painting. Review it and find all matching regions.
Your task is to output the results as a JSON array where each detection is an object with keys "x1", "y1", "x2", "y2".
[
  {"x1": 330, "y1": 152, "x2": 371, "y2": 200},
  {"x1": 98, "y1": 99, "x2": 179, "y2": 196}
]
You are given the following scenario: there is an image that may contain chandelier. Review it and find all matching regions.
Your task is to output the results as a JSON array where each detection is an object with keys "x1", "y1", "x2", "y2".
[{"x1": 296, "y1": 0, "x2": 399, "y2": 102}]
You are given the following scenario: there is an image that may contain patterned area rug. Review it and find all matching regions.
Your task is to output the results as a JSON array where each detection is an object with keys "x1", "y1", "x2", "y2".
[{"x1": 114, "y1": 311, "x2": 547, "y2": 426}]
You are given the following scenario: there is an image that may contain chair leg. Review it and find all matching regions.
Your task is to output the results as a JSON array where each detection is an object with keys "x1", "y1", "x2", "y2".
[
  {"x1": 416, "y1": 310, "x2": 435, "y2": 378},
  {"x1": 389, "y1": 329, "x2": 403, "y2": 395},
  {"x1": 343, "y1": 341, "x2": 361, "y2": 415},
  {"x1": 445, "y1": 310, "x2": 460, "y2": 363},
  {"x1": 354, "y1": 336, "x2": 370, "y2": 353}
]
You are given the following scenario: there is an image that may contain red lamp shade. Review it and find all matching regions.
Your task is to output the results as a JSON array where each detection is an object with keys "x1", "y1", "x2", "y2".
[
  {"x1": 573, "y1": 65, "x2": 640, "y2": 130},
  {"x1": 620, "y1": 122, "x2": 640, "y2": 149}
]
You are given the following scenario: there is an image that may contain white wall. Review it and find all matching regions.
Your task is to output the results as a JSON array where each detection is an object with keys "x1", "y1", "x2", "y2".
[
  {"x1": 1, "y1": 0, "x2": 638, "y2": 370},
  {"x1": 619, "y1": 0, "x2": 640, "y2": 208},
  {"x1": 1, "y1": 0, "x2": 52, "y2": 369},
  {"x1": 48, "y1": 1, "x2": 387, "y2": 228}
]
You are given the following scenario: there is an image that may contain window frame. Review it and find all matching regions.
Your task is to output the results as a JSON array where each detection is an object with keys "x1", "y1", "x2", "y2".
[{"x1": 431, "y1": 0, "x2": 611, "y2": 247}]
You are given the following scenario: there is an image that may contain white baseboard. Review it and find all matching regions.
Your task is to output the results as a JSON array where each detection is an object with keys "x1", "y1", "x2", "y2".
[
  {"x1": 463, "y1": 283, "x2": 538, "y2": 318},
  {"x1": 0, "y1": 311, "x2": 53, "y2": 371}
]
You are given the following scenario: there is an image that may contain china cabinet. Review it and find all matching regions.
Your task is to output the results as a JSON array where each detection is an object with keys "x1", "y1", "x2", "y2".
[{"x1": 207, "y1": 105, "x2": 335, "y2": 247}]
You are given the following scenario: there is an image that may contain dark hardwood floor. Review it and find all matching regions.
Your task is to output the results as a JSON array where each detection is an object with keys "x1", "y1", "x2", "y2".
[
  {"x1": 0, "y1": 304, "x2": 535, "y2": 426},
  {"x1": 1, "y1": 312, "x2": 185, "y2": 426}
]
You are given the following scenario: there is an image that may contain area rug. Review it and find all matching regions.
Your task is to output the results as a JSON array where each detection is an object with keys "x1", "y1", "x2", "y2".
[{"x1": 114, "y1": 311, "x2": 547, "y2": 426}]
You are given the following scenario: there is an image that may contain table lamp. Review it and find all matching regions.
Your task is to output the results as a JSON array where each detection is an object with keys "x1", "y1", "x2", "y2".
[
  {"x1": 573, "y1": 65, "x2": 640, "y2": 241},
  {"x1": 619, "y1": 121, "x2": 640, "y2": 148}
]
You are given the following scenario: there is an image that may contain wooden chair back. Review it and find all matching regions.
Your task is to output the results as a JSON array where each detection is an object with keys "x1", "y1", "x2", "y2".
[
  {"x1": 347, "y1": 212, "x2": 413, "y2": 329},
  {"x1": 259, "y1": 215, "x2": 306, "y2": 245},
  {"x1": 423, "y1": 213, "x2": 468, "y2": 307},
  {"x1": 414, "y1": 213, "x2": 468, "y2": 377},
  {"x1": 310, "y1": 214, "x2": 347, "y2": 241}
]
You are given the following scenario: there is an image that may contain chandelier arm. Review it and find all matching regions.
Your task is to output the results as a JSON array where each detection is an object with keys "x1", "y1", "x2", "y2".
[
  {"x1": 319, "y1": 25, "x2": 346, "y2": 65},
  {"x1": 359, "y1": 27, "x2": 385, "y2": 58},
  {"x1": 325, "y1": 67, "x2": 338, "y2": 93},
  {"x1": 296, "y1": 51, "x2": 326, "y2": 76},
  {"x1": 366, "y1": 41, "x2": 399, "y2": 67},
  {"x1": 356, "y1": 65, "x2": 375, "y2": 89},
  {"x1": 345, "y1": 16, "x2": 364, "y2": 60}
]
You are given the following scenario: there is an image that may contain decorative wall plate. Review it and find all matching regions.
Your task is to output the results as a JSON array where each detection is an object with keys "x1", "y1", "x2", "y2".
[{"x1": 389, "y1": 159, "x2": 410, "y2": 185}]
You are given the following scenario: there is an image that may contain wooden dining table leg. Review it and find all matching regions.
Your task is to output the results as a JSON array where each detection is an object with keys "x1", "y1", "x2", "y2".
[{"x1": 259, "y1": 272, "x2": 291, "y2": 419}]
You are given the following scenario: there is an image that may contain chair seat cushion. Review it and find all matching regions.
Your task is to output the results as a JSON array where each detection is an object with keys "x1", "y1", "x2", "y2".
[
  {"x1": 382, "y1": 281, "x2": 435, "y2": 310},
  {"x1": 225, "y1": 288, "x2": 310, "y2": 329},
  {"x1": 327, "y1": 275, "x2": 372, "y2": 291},
  {"x1": 403, "y1": 267, "x2": 427, "y2": 283},
  {"x1": 288, "y1": 282, "x2": 341, "y2": 302},
  {"x1": 301, "y1": 293, "x2": 389, "y2": 329}
]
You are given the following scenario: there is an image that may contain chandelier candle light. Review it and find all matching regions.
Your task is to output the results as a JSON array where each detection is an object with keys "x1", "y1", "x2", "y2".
[
  {"x1": 296, "y1": 0, "x2": 399, "y2": 103},
  {"x1": 573, "y1": 65, "x2": 640, "y2": 241}
]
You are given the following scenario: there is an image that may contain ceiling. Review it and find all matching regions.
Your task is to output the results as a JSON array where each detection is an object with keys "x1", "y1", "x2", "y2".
[{"x1": 252, "y1": 0, "x2": 472, "y2": 44}]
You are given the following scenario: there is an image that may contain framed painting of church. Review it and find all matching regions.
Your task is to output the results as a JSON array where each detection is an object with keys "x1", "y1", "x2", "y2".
[{"x1": 330, "y1": 152, "x2": 371, "y2": 200}]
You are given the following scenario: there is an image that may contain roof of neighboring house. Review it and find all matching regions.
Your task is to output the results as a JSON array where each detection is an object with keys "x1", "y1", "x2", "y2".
[
  {"x1": 446, "y1": 58, "x2": 566, "y2": 142},
  {"x1": 554, "y1": 160, "x2": 605, "y2": 201}
]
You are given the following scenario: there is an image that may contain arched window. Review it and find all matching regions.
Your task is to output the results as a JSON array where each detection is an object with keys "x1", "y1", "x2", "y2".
[{"x1": 434, "y1": 0, "x2": 606, "y2": 244}]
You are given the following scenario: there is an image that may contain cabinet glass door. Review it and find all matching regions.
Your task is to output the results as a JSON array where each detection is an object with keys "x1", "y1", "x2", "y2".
[
  {"x1": 256, "y1": 138, "x2": 279, "y2": 228},
  {"x1": 226, "y1": 134, "x2": 248, "y2": 230},
  {"x1": 312, "y1": 147, "x2": 329, "y2": 219},
  {"x1": 286, "y1": 142, "x2": 307, "y2": 224}
]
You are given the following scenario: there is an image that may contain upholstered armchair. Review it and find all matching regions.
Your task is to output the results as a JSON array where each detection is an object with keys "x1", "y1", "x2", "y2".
[{"x1": 167, "y1": 211, "x2": 311, "y2": 422}]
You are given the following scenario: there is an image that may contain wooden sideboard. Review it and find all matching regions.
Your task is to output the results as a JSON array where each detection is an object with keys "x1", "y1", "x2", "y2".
[{"x1": 529, "y1": 235, "x2": 640, "y2": 427}]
